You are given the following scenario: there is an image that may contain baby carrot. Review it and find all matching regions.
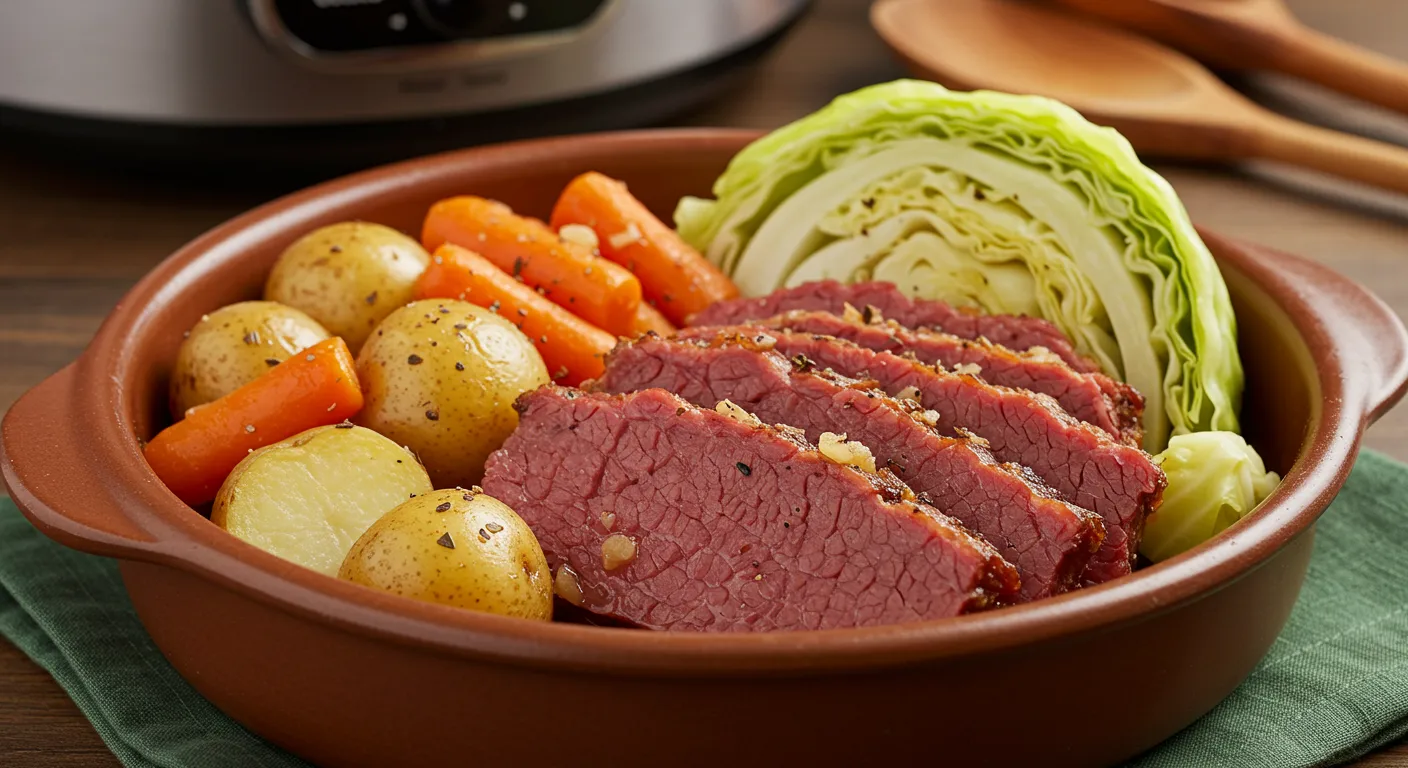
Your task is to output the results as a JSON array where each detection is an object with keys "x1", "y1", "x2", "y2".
[
  {"x1": 422, "y1": 196, "x2": 642, "y2": 336},
  {"x1": 144, "y1": 337, "x2": 363, "y2": 506},
  {"x1": 549, "y1": 172, "x2": 738, "y2": 326},
  {"x1": 417, "y1": 244, "x2": 617, "y2": 386},
  {"x1": 631, "y1": 302, "x2": 677, "y2": 337}
]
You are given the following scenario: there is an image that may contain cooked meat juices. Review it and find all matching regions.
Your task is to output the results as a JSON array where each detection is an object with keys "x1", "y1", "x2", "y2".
[
  {"x1": 753, "y1": 332, "x2": 1165, "y2": 585},
  {"x1": 481, "y1": 386, "x2": 1020, "y2": 631},
  {"x1": 683, "y1": 309, "x2": 1143, "y2": 446},
  {"x1": 688, "y1": 280, "x2": 1098, "y2": 373},
  {"x1": 594, "y1": 334, "x2": 1105, "y2": 600}
]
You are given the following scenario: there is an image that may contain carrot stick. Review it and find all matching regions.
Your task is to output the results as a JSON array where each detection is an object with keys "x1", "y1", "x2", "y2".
[
  {"x1": 417, "y1": 244, "x2": 617, "y2": 386},
  {"x1": 144, "y1": 337, "x2": 363, "y2": 506},
  {"x1": 549, "y1": 172, "x2": 738, "y2": 325},
  {"x1": 631, "y1": 302, "x2": 677, "y2": 337},
  {"x1": 422, "y1": 196, "x2": 642, "y2": 336}
]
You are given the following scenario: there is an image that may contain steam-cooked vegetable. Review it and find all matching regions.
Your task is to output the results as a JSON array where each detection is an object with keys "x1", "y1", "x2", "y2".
[
  {"x1": 214, "y1": 425, "x2": 432, "y2": 575},
  {"x1": 145, "y1": 337, "x2": 364, "y2": 507},
  {"x1": 1139, "y1": 432, "x2": 1280, "y2": 562},
  {"x1": 265, "y1": 222, "x2": 431, "y2": 353},
  {"x1": 339, "y1": 488, "x2": 552, "y2": 620},
  {"x1": 169, "y1": 301, "x2": 330, "y2": 418},
  {"x1": 674, "y1": 79, "x2": 1242, "y2": 452},
  {"x1": 415, "y1": 245, "x2": 615, "y2": 385},
  {"x1": 421, "y1": 196, "x2": 643, "y2": 336},
  {"x1": 355, "y1": 299, "x2": 549, "y2": 488},
  {"x1": 550, "y1": 171, "x2": 738, "y2": 325}
]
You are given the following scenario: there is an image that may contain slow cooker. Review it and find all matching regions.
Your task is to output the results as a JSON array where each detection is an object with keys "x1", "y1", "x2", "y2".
[{"x1": 0, "y1": 0, "x2": 809, "y2": 172}]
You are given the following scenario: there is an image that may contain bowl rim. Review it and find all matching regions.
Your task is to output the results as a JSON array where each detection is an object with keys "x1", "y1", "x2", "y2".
[{"x1": 10, "y1": 128, "x2": 1405, "y2": 675}]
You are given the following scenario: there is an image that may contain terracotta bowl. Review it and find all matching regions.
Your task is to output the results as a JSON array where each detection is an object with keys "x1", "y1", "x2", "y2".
[{"x1": 4, "y1": 130, "x2": 1407, "y2": 767}]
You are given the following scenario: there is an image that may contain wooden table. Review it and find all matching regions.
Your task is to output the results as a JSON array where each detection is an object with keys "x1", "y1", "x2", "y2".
[{"x1": 2, "y1": 0, "x2": 1406, "y2": 765}]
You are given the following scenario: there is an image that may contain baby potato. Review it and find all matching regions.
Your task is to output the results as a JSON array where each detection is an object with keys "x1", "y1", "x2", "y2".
[
  {"x1": 170, "y1": 301, "x2": 330, "y2": 417},
  {"x1": 213, "y1": 424, "x2": 433, "y2": 576},
  {"x1": 355, "y1": 299, "x2": 549, "y2": 488},
  {"x1": 265, "y1": 222, "x2": 430, "y2": 352},
  {"x1": 339, "y1": 488, "x2": 552, "y2": 620}
]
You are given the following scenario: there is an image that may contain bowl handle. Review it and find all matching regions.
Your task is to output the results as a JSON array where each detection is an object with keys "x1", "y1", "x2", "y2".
[
  {"x1": 1260, "y1": 246, "x2": 1408, "y2": 425},
  {"x1": 1, "y1": 366, "x2": 161, "y2": 558}
]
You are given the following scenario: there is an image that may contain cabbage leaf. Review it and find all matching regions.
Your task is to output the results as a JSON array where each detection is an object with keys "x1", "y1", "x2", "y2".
[
  {"x1": 1141, "y1": 432, "x2": 1280, "y2": 562},
  {"x1": 675, "y1": 80, "x2": 1242, "y2": 451}
]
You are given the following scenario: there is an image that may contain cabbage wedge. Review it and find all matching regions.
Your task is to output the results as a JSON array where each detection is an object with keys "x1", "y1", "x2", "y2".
[{"x1": 675, "y1": 80, "x2": 1242, "y2": 452}]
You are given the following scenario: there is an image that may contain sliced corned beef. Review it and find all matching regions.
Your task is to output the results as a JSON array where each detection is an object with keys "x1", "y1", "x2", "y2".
[
  {"x1": 593, "y1": 334, "x2": 1104, "y2": 600},
  {"x1": 682, "y1": 309, "x2": 1143, "y2": 446},
  {"x1": 688, "y1": 280, "x2": 1098, "y2": 373},
  {"x1": 757, "y1": 333, "x2": 1165, "y2": 585},
  {"x1": 482, "y1": 386, "x2": 1020, "y2": 631}
]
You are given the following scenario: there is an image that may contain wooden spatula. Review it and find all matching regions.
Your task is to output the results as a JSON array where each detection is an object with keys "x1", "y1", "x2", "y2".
[
  {"x1": 1051, "y1": 0, "x2": 1408, "y2": 116},
  {"x1": 870, "y1": 0, "x2": 1408, "y2": 194}
]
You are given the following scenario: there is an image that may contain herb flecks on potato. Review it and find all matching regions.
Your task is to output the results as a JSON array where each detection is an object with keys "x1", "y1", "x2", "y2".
[
  {"x1": 339, "y1": 488, "x2": 552, "y2": 620},
  {"x1": 355, "y1": 299, "x2": 549, "y2": 488},
  {"x1": 266, "y1": 222, "x2": 431, "y2": 353},
  {"x1": 170, "y1": 301, "x2": 329, "y2": 417}
]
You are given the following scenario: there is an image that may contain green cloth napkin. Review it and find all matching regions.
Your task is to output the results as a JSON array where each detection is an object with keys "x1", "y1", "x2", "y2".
[{"x1": 3, "y1": 452, "x2": 1408, "y2": 768}]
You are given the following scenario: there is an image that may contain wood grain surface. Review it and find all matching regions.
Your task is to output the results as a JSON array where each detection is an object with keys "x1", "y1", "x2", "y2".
[{"x1": 1, "y1": 0, "x2": 1406, "y2": 765}]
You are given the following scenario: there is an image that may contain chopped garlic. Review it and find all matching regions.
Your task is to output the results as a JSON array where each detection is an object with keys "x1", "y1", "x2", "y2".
[
  {"x1": 956, "y1": 428, "x2": 990, "y2": 448},
  {"x1": 558, "y1": 223, "x2": 599, "y2": 249},
  {"x1": 1023, "y1": 345, "x2": 1062, "y2": 364},
  {"x1": 750, "y1": 333, "x2": 777, "y2": 351},
  {"x1": 914, "y1": 409, "x2": 941, "y2": 427},
  {"x1": 953, "y1": 362, "x2": 983, "y2": 377},
  {"x1": 841, "y1": 302, "x2": 864, "y2": 324},
  {"x1": 607, "y1": 222, "x2": 643, "y2": 249},
  {"x1": 554, "y1": 564, "x2": 585, "y2": 606},
  {"x1": 601, "y1": 534, "x2": 637, "y2": 571},
  {"x1": 895, "y1": 385, "x2": 921, "y2": 403},
  {"x1": 715, "y1": 399, "x2": 762, "y2": 427},
  {"x1": 818, "y1": 432, "x2": 877, "y2": 474}
]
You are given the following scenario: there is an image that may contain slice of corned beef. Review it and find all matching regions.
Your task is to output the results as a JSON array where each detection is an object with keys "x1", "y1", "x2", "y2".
[
  {"x1": 593, "y1": 334, "x2": 1104, "y2": 600},
  {"x1": 482, "y1": 386, "x2": 1020, "y2": 631},
  {"x1": 757, "y1": 333, "x2": 1164, "y2": 586},
  {"x1": 682, "y1": 310, "x2": 1143, "y2": 447},
  {"x1": 687, "y1": 280, "x2": 1098, "y2": 372}
]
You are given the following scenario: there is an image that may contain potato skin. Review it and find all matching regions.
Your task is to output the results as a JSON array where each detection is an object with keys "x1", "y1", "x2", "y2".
[
  {"x1": 264, "y1": 222, "x2": 430, "y2": 353},
  {"x1": 213, "y1": 425, "x2": 433, "y2": 576},
  {"x1": 355, "y1": 299, "x2": 549, "y2": 488},
  {"x1": 169, "y1": 301, "x2": 330, "y2": 417},
  {"x1": 338, "y1": 488, "x2": 552, "y2": 620}
]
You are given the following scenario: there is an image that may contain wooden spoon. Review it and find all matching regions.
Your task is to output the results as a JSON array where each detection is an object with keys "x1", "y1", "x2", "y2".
[
  {"x1": 870, "y1": 0, "x2": 1408, "y2": 195},
  {"x1": 1049, "y1": 0, "x2": 1408, "y2": 116}
]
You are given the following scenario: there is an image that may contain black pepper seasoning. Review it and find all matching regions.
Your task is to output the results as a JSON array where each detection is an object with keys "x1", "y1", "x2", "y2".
[
  {"x1": 407, "y1": 354, "x2": 423, "y2": 365},
  {"x1": 242, "y1": 331, "x2": 260, "y2": 345},
  {"x1": 436, "y1": 532, "x2": 455, "y2": 549},
  {"x1": 735, "y1": 462, "x2": 751, "y2": 476},
  {"x1": 435, "y1": 501, "x2": 452, "y2": 512},
  {"x1": 264, "y1": 358, "x2": 280, "y2": 367},
  {"x1": 455, "y1": 362, "x2": 465, "y2": 371},
  {"x1": 425, "y1": 409, "x2": 440, "y2": 421},
  {"x1": 365, "y1": 291, "x2": 378, "y2": 305}
]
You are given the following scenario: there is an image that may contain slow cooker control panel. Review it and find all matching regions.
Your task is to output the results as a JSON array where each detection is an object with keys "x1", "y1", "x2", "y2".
[{"x1": 250, "y1": 0, "x2": 609, "y2": 61}]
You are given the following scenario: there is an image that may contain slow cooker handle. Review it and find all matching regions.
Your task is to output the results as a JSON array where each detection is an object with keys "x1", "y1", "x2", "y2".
[{"x1": 1, "y1": 365, "x2": 162, "y2": 558}]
